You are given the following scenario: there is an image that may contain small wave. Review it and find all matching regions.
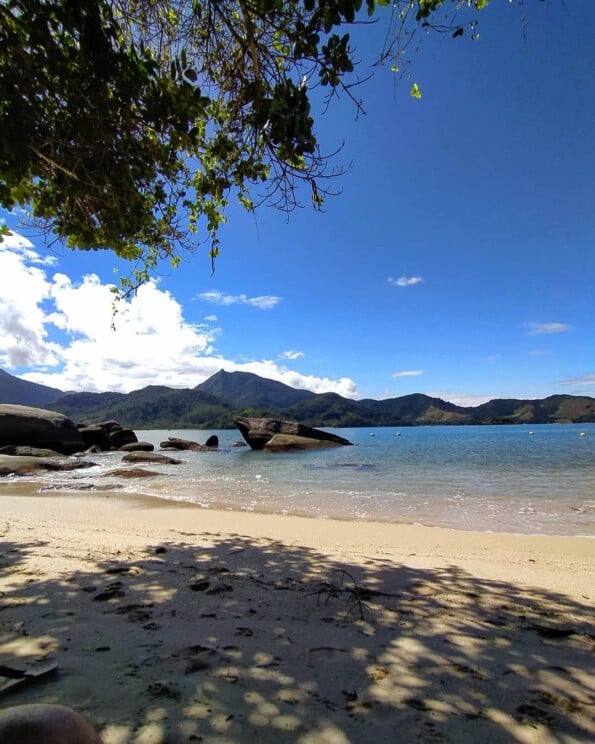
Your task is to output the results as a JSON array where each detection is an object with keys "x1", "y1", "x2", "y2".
[
  {"x1": 305, "y1": 463, "x2": 375, "y2": 471},
  {"x1": 39, "y1": 482, "x2": 122, "y2": 493}
]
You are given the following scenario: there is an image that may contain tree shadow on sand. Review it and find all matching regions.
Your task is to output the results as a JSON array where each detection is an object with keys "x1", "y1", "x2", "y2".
[{"x1": 0, "y1": 527, "x2": 593, "y2": 743}]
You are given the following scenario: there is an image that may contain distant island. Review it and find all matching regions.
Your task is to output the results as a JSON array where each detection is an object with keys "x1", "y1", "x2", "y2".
[{"x1": 1, "y1": 368, "x2": 594, "y2": 430}]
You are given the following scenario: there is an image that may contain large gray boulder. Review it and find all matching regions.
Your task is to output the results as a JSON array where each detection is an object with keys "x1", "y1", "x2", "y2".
[
  {"x1": 105, "y1": 467, "x2": 160, "y2": 479},
  {"x1": 234, "y1": 416, "x2": 352, "y2": 451},
  {"x1": 77, "y1": 424, "x2": 112, "y2": 450},
  {"x1": 108, "y1": 427, "x2": 137, "y2": 449},
  {"x1": 262, "y1": 434, "x2": 349, "y2": 452},
  {"x1": 121, "y1": 452, "x2": 182, "y2": 465},
  {"x1": 78, "y1": 421, "x2": 138, "y2": 451},
  {"x1": 160, "y1": 435, "x2": 219, "y2": 451},
  {"x1": 119, "y1": 441, "x2": 155, "y2": 452},
  {"x1": 160, "y1": 436, "x2": 202, "y2": 451},
  {"x1": 0, "y1": 454, "x2": 96, "y2": 476},
  {"x1": 0, "y1": 445, "x2": 63, "y2": 458},
  {"x1": 0, "y1": 405, "x2": 84, "y2": 455}
]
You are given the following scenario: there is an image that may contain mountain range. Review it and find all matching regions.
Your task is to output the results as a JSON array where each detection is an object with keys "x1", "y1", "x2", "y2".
[
  {"x1": 0, "y1": 368, "x2": 63, "y2": 408},
  {"x1": 1, "y1": 368, "x2": 594, "y2": 429}
]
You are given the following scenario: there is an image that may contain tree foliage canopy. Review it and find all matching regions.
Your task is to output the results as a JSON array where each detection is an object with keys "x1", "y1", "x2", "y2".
[{"x1": 1, "y1": 0, "x2": 508, "y2": 292}]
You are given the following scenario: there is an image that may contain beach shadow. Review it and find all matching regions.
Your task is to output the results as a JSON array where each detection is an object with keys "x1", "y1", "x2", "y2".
[
  {"x1": 0, "y1": 529, "x2": 593, "y2": 743},
  {"x1": 0, "y1": 538, "x2": 44, "y2": 573}
]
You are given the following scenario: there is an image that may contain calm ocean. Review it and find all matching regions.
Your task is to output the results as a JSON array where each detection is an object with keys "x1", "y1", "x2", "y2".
[{"x1": 6, "y1": 424, "x2": 594, "y2": 537}]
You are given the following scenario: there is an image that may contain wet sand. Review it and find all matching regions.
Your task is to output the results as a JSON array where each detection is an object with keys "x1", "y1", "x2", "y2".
[{"x1": 1, "y1": 491, "x2": 593, "y2": 743}]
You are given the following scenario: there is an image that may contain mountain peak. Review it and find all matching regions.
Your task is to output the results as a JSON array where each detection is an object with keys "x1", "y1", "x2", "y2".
[
  {"x1": 2, "y1": 368, "x2": 594, "y2": 428},
  {"x1": 0, "y1": 368, "x2": 63, "y2": 407},
  {"x1": 195, "y1": 370, "x2": 316, "y2": 409}
]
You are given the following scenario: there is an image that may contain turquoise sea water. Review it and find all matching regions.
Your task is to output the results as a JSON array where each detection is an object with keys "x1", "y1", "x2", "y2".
[{"x1": 4, "y1": 424, "x2": 594, "y2": 536}]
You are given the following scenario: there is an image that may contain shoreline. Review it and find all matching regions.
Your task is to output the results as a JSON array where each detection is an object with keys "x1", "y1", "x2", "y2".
[
  {"x1": 3, "y1": 478, "x2": 593, "y2": 540},
  {"x1": 1, "y1": 489, "x2": 594, "y2": 595},
  {"x1": 1, "y1": 491, "x2": 594, "y2": 742}
]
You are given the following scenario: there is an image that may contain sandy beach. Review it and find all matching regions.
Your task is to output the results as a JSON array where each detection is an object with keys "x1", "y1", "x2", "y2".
[{"x1": 0, "y1": 489, "x2": 593, "y2": 743}]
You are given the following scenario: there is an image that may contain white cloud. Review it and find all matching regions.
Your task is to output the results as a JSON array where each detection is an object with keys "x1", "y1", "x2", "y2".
[
  {"x1": 427, "y1": 391, "x2": 498, "y2": 407},
  {"x1": 196, "y1": 289, "x2": 281, "y2": 309},
  {"x1": 524, "y1": 322, "x2": 571, "y2": 335},
  {"x1": 279, "y1": 350, "x2": 305, "y2": 360},
  {"x1": 1, "y1": 233, "x2": 353, "y2": 397},
  {"x1": 1, "y1": 230, "x2": 58, "y2": 266},
  {"x1": 0, "y1": 233, "x2": 60, "y2": 367},
  {"x1": 556, "y1": 374, "x2": 595, "y2": 388},
  {"x1": 392, "y1": 369, "x2": 423, "y2": 378},
  {"x1": 388, "y1": 275, "x2": 423, "y2": 287},
  {"x1": 24, "y1": 275, "x2": 221, "y2": 392},
  {"x1": 204, "y1": 314, "x2": 218, "y2": 322},
  {"x1": 232, "y1": 360, "x2": 357, "y2": 398}
]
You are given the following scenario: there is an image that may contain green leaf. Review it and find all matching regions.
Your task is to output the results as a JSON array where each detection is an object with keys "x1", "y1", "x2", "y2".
[{"x1": 0, "y1": 0, "x2": 504, "y2": 294}]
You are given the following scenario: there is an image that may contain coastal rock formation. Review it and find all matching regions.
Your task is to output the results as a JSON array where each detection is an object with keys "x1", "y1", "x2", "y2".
[
  {"x1": 160, "y1": 436, "x2": 201, "y2": 451},
  {"x1": 119, "y1": 442, "x2": 155, "y2": 452},
  {"x1": 0, "y1": 445, "x2": 63, "y2": 458},
  {"x1": 77, "y1": 424, "x2": 111, "y2": 450},
  {"x1": 108, "y1": 427, "x2": 137, "y2": 449},
  {"x1": 78, "y1": 421, "x2": 138, "y2": 451},
  {"x1": 105, "y1": 468, "x2": 160, "y2": 479},
  {"x1": 0, "y1": 404, "x2": 84, "y2": 455},
  {"x1": 0, "y1": 454, "x2": 96, "y2": 477},
  {"x1": 262, "y1": 433, "x2": 350, "y2": 452},
  {"x1": 160, "y1": 436, "x2": 219, "y2": 451},
  {"x1": 121, "y1": 452, "x2": 182, "y2": 465},
  {"x1": 234, "y1": 416, "x2": 352, "y2": 451}
]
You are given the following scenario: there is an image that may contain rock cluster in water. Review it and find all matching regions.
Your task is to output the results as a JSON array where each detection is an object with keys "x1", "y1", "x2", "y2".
[
  {"x1": 0, "y1": 404, "x2": 85, "y2": 455},
  {"x1": 0, "y1": 404, "x2": 157, "y2": 477},
  {"x1": 234, "y1": 416, "x2": 352, "y2": 451},
  {"x1": 159, "y1": 435, "x2": 219, "y2": 451},
  {"x1": 0, "y1": 405, "x2": 353, "y2": 479},
  {"x1": 0, "y1": 405, "x2": 225, "y2": 478}
]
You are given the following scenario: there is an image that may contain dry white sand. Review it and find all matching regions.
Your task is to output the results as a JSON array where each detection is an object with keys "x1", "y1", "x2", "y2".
[{"x1": 0, "y1": 490, "x2": 593, "y2": 743}]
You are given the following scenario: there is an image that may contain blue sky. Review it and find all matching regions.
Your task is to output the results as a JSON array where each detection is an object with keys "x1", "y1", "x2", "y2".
[{"x1": 1, "y1": 0, "x2": 594, "y2": 404}]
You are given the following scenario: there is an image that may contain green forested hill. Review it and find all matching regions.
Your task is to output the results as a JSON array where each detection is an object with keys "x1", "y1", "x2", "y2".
[
  {"x1": 0, "y1": 368, "x2": 63, "y2": 408},
  {"x1": 359, "y1": 393, "x2": 473, "y2": 425},
  {"x1": 196, "y1": 369, "x2": 316, "y2": 409},
  {"x1": 52, "y1": 386, "x2": 234, "y2": 429},
  {"x1": 2, "y1": 368, "x2": 594, "y2": 429},
  {"x1": 472, "y1": 395, "x2": 595, "y2": 424}
]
